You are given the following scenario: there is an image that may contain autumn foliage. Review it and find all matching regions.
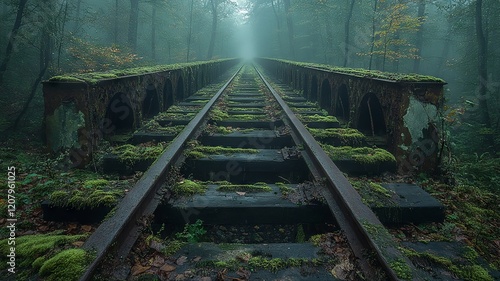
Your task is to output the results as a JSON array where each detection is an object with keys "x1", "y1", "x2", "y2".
[{"x1": 66, "y1": 37, "x2": 142, "y2": 73}]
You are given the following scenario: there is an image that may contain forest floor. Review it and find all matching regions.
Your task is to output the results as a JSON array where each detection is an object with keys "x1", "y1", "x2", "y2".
[{"x1": 0, "y1": 135, "x2": 498, "y2": 280}]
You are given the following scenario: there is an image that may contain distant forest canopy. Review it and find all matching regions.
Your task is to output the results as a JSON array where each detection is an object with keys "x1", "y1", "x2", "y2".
[{"x1": 0, "y1": 0, "x2": 498, "y2": 154}]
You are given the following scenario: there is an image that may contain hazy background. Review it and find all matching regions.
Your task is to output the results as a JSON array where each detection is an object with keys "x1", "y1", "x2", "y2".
[{"x1": 0, "y1": 0, "x2": 499, "y2": 155}]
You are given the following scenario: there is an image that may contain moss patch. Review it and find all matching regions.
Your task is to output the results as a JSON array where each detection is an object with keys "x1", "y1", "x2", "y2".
[
  {"x1": 217, "y1": 182, "x2": 272, "y2": 193},
  {"x1": 111, "y1": 142, "x2": 168, "y2": 163},
  {"x1": 39, "y1": 248, "x2": 92, "y2": 281},
  {"x1": 298, "y1": 114, "x2": 338, "y2": 123},
  {"x1": 49, "y1": 188, "x2": 120, "y2": 209},
  {"x1": 47, "y1": 59, "x2": 233, "y2": 84},
  {"x1": 308, "y1": 128, "x2": 365, "y2": 145},
  {"x1": 401, "y1": 247, "x2": 494, "y2": 281},
  {"x1": 139, "y1": 120, "x2": 185, "y2": 134},
  {"x1": 0, "y1": 233, "x2": 87, "y2": 279},
  {"x1": 321, "y1": 144, "x2": 396, "y2": 164},
  {"x1": 271, "y1": 58, "x2": 445, "y2": 83},
  {"x1": 185, "y1": 146, "x2": 259, "y2": 159},
  {"x1": 171, "y1": 179, "x2": 207, "y2": 196}
]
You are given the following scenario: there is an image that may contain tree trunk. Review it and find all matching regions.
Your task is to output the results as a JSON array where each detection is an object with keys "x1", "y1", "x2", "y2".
[
  {"x1": 475, "y1": 0, "x2": 491, "y2": 128},
  {"x1": 186, "y1": 0, "x2": 194, "y2": 62},
  {"x1": 343, "y1": 0, "x2": 355, "y2": 67},
  {"x1": 368, "y1": 0, "x2": 378, "y2": 70},
  {"x1": 207, "y1": 0, "x2": 218, "y2": 59},
  {"x1": 114, "y1": 0, "x2": 119, "y2": 44},
  {"x1": 271, "y1": 0, "x2": 284, "y2": 57},
  {"x1": 151, "y1": 0, "x2": 157, "y2": 60},
  {"x1": 413, "y1": 0, "x2": 425, "y2": 73},
  {"x1": 283, "y1": 0, "x2": 295, "y2": 59},
  {"x1": 72, "y1": 0, "x2": 82, "y2": 32},
  {"x1": 57, "y1": 0, "x2": 69, "y2": 70},
  {"x1": 0, "y1": 0, "x2": 29, "y2": 86},
  {"x1": 128, "y1": 0, "x2": 139, "y2": 51},
  {"x1": 10, "y1": 5, "x2": 53, "y2": 131}
]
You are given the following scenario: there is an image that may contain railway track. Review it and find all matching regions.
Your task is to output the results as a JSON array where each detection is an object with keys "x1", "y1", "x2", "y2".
[{"x1": 80, "y1": 64, "x2": 417, "y2": 280}]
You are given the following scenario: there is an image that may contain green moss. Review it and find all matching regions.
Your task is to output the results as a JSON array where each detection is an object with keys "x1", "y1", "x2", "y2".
[
  {"x1": 321, "y1": 144, "x2": 396, "y2": 164},
  {"x1": 217, "y1": 182, "x2": 272, "y2": 192},
  {"x1": 226, "y1": 114, "x2": 268, "y2": 121},
  {"x1": 185, "y1": 145, "x2": 259, "y2": 159},
  {"x1": 162, "y1": 239, "x2": 186, "y2": 256},
  {"x1": 48, "y1": 76, "x2": 85, "y2": 83},
  {"x1": 210, "y1": 109, "x2": 229, "y2": 121},
  {"x1": 155, "y1": 112, "x2": 196, "y2": 121},
  {"x1": 369, "y1": 182, "x2": 392, "y2": 198},
  {"x1": 47, "y1": 59, "x2": 233, "y2": 84},
  {"x1": 140, "y1": 120, "x2": 185, "y2": 134},
  {"x1": 39, "y1": 248, "x2": 91, "y2": 281},
  {"x1": 298, "y1": 114, "x2": 338, "y2": 123},
  {"x1": 111, "y1": 142, "x2": 168, "y2": 163},
  {"x1": 276, "y1": 182, "x2": 294, "y2": 195},
  {"x1": 308, "y1": 128, "x2": 365, "y2": 145},
  {"x1": 389, "y1": 258, "x2": 412, "y2": 280},
  {"x1": 49, "y1": 188, "x2": 120, "y2": 209},
  {"x1": 271, "y1": 58, "x2": 445, "y2": 83},
  {"x1": 172, "y1": 179, "x2": 207, "y2": 196},
  {"x1": 309, "y1": 234, "x2": 323, "y2": 247},
  {"x1": 401, "y1": 247, "x2": 493, "y2": 281},
  {"x1": 0, "y1": 233, "x2": 86, "y2": 273},
  {"x1": 83, "y1": 179, "x2": 109, "y2": 189}
]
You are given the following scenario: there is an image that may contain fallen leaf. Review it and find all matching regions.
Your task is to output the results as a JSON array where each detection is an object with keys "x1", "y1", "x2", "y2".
[
  {"x1": 159, "y1": 264, "x2": 176, "y2": 272},
  {"x1": 152, "y1": 256, "x2": 165, "y2": 267},
  {"x1": 236, "y1": 191, "x2": 246, "y2": 196},
  {"x1": 81, "y1": 225, "x2": 92, "y2": 232},
  {"x1": 176, "y1": 256, "x2": 188, "y2": 265},
  {"x1": 67, "y1": 223, "x2": 78, "y2": 231},
  {"x1": 72, "y1": 241, "x2": 84, "y2": 247},
  {"x1": 131, "y1": 264, "x2": 150, "y2": 276},
  {"x1": 38, "y1": 225, "x2": 49, "y2": 232},
  {"x1": 236, "y1": 267, "x2": 251, "y2": 279}
]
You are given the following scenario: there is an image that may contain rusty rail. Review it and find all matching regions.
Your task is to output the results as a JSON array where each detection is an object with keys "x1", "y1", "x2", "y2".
[
  {"x1": 255, "y1": 64, "x2": 419, "y2": 281},
  {"x1": 79, "y1": 65, "x2": 243, "y2": 281}
]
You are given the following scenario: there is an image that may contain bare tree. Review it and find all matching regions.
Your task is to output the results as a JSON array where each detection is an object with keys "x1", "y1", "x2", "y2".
[{"x1": 0, "y1": 0, "x2": 29, "y2": 86}]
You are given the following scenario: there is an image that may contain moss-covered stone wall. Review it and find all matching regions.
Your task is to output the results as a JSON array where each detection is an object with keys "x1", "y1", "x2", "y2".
[
  {"x1": 43, "y1": 59, "x2": 240, "y2": 167},
  {"x1": 256, "y1": 58, "x2": 445, "y2": 173}
]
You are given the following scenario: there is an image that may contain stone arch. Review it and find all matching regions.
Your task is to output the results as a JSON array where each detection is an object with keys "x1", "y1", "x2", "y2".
[
  {"x1": 163, "y1": 79, "x2": 174, "y2": 110},
  {"x1": 310, "y1": 76, "x2": 318, "y2": 101},
  {"x1": 176, "y1": 76, "x2": 185, "y2": 103},
  {"x1": 142, "y1": 84, "x2": 160, "y2": 118},
  {"x1": 105, "y1": 92, "x2": 135, "y2": 134},
  {"x1": 335, "y1": 84, "x2": 350, "y2": 121},
  {"x1": 320, "y1": 79, "x2": 332, "y2": 113},
  {"x1": 357, "y1": 93, "x2": 386, "y2": 136}
]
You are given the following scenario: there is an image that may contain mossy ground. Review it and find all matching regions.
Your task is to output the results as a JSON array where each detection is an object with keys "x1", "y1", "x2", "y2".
[
  {"x1": 138, "y1": 120, "x2": 185, "y2": 134},
  {"x1": 0, "y1": 232, "x2": 88, "y2": 280},
  {"x1": 111, "y1": 142, "x2": 169, "y2": 163}
]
